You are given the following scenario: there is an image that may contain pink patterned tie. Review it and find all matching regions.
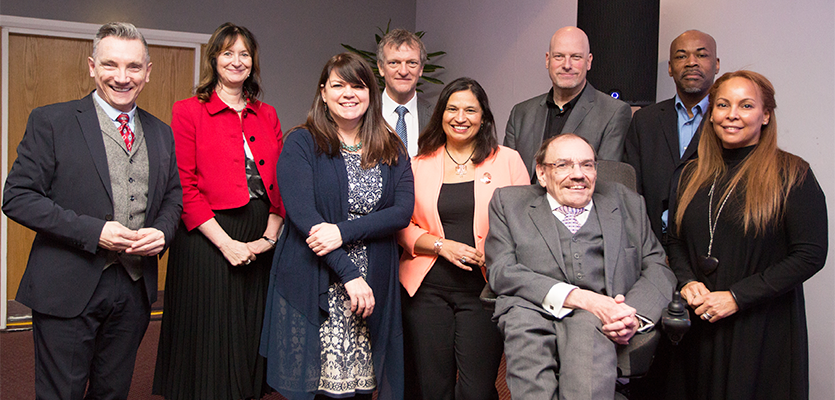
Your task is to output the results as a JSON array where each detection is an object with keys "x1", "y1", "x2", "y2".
[
  {"x1": 116, "y1": 113, "x2": 134, "y2": 152},
  {"x1": 557, "y1": 205, "x2": 585, "y2": 234}
]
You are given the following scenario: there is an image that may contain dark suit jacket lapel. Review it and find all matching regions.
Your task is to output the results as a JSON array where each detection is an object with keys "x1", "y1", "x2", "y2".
[
  {"x1": 594, "y1": 191, "x2": 622, "y2": 296},
  {"x1": 77, "y1": 94, "x2": 113, "y2": 203},
  {"x1": 680, "y1": 119, "x2": 701, "y2": 165},
  {"x1": 562, "y1": 82, "x2": 596, "y2": 134},
  {"x1": 527, "y1": 95, "x2": 549, "y2": 162},
  {"x1": 528, "y1": 195, "x2": 568, "y2": 278},
  {"x1": 137, "y1": 108, "x2": 160, "y2": 212},
  {"x1": 658, "y1": 98, "x2": 681, "y2": 165}
]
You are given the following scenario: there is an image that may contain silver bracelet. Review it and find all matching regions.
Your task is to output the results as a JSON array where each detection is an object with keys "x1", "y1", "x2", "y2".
[
  {"x1": 262, "y1": 236, "x2": 276, "y2": 247},
  {"x1": 433, "y1": 237, "x2": 443, "y2": 255}
]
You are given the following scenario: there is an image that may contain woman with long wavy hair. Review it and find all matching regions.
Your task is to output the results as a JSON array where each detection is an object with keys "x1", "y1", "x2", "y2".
[{"x1": 666, "y1": 70, "x2": 827, "y2": 399}]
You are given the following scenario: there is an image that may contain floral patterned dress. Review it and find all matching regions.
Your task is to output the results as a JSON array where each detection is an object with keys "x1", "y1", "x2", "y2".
[{"x1": 317, "y1": 151, "x2": 382, "y2": 396}]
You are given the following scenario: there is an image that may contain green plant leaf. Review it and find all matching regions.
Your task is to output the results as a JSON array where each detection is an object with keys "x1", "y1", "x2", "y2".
[
  {"x1": 343, "y1": 20, "x2": 445, "y2": 91},
  {"x1": 340, "y1": 44, "x2": 375, "y2": 58},
  {"x1": 421, "y1": 76, "x2": 444, "y2": 85}
]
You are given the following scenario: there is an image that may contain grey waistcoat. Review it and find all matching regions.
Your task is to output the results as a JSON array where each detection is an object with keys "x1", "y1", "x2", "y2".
[
  {"x1": 94, "y1": 102, "x2": 150, "y2": 281},
  {"x1": 556, "y1": 206, "x2": 606, "y2": 295}
]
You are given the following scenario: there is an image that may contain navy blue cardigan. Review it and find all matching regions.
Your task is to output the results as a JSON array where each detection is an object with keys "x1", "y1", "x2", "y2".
[{"x1": 260, "y1": 128, "x2": 414, "y2": 400}]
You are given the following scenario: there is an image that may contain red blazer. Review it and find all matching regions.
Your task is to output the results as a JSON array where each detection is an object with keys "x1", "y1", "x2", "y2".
[
  {"x1": 398, "y1": 145, "x2": 529, "y2": 296},
  {"x1": 173, "y1": 92, "x2": 285, "y2": 230}
]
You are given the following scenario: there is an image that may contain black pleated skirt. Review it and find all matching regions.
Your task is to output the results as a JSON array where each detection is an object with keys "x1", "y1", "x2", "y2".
[{"x1": 153, "y1": 197, "x2": 273, "y2": 400}]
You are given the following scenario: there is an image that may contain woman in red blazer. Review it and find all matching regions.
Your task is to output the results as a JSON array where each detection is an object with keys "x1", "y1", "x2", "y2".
[
  {"x1": 398, "y1": 77, "x2": 529, "y2": 400},
  {"x1": 153, "y1": 23, "x2": 284, "y2": 400}
]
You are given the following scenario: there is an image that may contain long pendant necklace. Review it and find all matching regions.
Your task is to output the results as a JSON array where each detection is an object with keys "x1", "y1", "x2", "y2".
[
  {"x1": 445, "y1": 145, "x2": 476, "y2": 177},
  {"x1": 701, "y1": 177, "x2": 736, "y2": 275}
]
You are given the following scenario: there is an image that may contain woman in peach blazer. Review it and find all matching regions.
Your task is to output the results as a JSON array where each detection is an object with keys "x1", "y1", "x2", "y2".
[{"x1": 397, "y1": 78, "x2": 528, "y2": 400}]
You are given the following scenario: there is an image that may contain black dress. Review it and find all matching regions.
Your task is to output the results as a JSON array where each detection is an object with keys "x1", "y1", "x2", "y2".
[
  {"x1": 153, "y1": 159, "x2": 273, "y2": 400},
  {"x1": 663, "y1": 146, "x2": 828, "y2": 400}
]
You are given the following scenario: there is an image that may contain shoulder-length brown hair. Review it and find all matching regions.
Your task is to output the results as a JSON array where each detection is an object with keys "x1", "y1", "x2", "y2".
[
  {"x1": 298, "y1": 52, "x2": 403, "y2": 168},
  {"x1": 196, "y1": 23, "x2": 262, "y2": 103},
  {"x1": 675, "y1": 70, "x2": 808, "y2": 235},
  {"x1": 417, "y1": 77, "x2": 498, "y2": 164}
]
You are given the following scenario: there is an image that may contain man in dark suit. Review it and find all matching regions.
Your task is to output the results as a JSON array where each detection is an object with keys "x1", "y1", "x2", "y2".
[
  {"x1": 377, "y1": 28, "x2": 434, "y2": 157},
  {"x1": 486, "y1": 134, "x2": 674, "y2": 399},
  {"x1": 2, "y1": 22, "x2": 182, "y2": 400},
  {"x1": 624, "y1": 30, "x2": 719, "y2": 243},
  {"x1": 505, "y1": 26, "x2": 631, "y2": 180}
]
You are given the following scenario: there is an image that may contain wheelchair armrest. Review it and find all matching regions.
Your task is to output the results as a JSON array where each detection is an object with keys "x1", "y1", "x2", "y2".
[{"x1": 480, "y1": 282, "x2": 497, "y2": 311}]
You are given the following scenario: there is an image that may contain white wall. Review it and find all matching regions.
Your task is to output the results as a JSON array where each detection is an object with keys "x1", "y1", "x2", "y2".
[
  {"x1": 658, "y1": 1, "x2": 835, "y2": 398},
  {"x1": 416, "y1": 0, "x2": 577, "y2": 135},
  {"x1": 420, "y1": 1, "x2": 835, "y2": 398},
  {"x1": 0, "y1": 0, "x2": 418, "y2": 128}
]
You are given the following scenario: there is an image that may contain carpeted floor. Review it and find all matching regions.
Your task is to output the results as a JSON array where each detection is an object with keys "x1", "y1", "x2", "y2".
[{"x1": 1, "y1": 320, "x2": 510, "y2": 399}]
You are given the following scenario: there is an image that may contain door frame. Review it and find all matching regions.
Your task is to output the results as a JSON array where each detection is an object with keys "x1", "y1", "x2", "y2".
[{"x1": 0, "y1": 15, "x2": 210, "y2": 329}]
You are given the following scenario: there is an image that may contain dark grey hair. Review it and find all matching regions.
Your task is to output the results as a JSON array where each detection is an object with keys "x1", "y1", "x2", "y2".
[{"x1": 92, "y1": 22, "x2": 150, "y2": 64}]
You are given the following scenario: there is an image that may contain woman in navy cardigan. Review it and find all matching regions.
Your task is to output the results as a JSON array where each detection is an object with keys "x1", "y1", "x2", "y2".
[{"x1": 260, "y1": 53, "x2": 414, "y2": 400}]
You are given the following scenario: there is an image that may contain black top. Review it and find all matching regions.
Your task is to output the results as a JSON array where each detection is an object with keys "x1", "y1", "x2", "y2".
[
  {"x1": 422, "y1": 180, "x2": 485, "y2": 291},
  {"x1": 664, "y1": 145, "x2": 827, "y2": 399},
  {"x1": 544, "y1": 84, "x2": 586, "y2": 140}
]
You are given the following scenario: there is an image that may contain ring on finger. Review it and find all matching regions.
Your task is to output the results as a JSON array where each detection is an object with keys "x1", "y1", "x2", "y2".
[
  {"x1": 703, "y1": 312, "x2": 712, "y2": 320},
  {"x1": 460, "y1": 256, "x2": 467, "y2": 264}
]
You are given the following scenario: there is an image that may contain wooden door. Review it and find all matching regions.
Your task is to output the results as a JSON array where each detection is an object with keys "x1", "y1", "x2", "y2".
[{"x1": 5, "y1": 33, "x2": 195, "y2": 300}]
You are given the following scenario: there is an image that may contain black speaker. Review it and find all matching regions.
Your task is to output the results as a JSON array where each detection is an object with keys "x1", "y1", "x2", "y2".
[{"x1": 577, "y1": 0, "x2": 660, "y2": 106}]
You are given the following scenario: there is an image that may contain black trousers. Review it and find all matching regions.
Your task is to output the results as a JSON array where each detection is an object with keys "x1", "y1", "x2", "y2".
[
  {"x1": 401, "y1": 285, "x2": 503, "y2": 400},
  {"x1": 32, "y1": 264, "x2": 150, "y2": 400}
]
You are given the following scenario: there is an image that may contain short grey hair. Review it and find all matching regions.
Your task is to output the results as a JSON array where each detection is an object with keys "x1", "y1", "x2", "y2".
[
  {"x1": 92, "y1": 22, "x2": 150, "y2": 64},
  {"x1": 376, "y1": 28, "x2": 427, "y2": 66}
]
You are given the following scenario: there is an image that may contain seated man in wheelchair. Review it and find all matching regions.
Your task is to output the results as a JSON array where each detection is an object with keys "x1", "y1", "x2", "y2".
[{"x1": 485, "y1": 133, "x2": 676, "y2": 399}]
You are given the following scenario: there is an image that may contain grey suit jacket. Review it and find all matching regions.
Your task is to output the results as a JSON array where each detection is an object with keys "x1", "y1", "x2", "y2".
[
  {"x1": 417, "y1": 96, "x2": 433, "y2": 132},
  {"x1": 504, "y1": 82, "x2": 632, "y2": 178},
  {"x1": 3, "y1": 93, "x2": 182, "y2": 317},
  {"x1": 485, "y1": 182, "x2": 675, "y2": 323}
]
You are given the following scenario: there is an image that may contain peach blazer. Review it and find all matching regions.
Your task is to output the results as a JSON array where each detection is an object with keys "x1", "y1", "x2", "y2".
[{"x1": 398, "y1": 145, "x2": 529, "y2": 296}]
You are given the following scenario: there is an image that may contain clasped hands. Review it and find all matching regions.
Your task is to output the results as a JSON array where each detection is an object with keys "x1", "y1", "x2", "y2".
[
  {"x1": 306, "y1": 222, "x2": 374, "y2": 318},
  {"x1": 98, "y1": 221, "x2": 165, "y2": 256},
  {"x1": 567, "y1": 290, "x2": 639, "y2": 345},
  {"x1": 219, "y1": 238, "x2": 271, "y2": 267},
  {"x1": 680, "y1": 281, "x2": 739, "y2": 322},
  {"x1": 438, "y1": 239, "x2": 485, "y2": 272}
]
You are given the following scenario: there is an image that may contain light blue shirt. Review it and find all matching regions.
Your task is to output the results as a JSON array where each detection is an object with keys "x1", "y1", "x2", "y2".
[
  {"x1": 92, "y1": 90, "x2": 137, "y2": 133},
  {"x1": 674, "y1": 94, "x2": 710, "y2": 158},
  {"x1": 662, "y1": 94, "x2": 710, "y2": 232}
]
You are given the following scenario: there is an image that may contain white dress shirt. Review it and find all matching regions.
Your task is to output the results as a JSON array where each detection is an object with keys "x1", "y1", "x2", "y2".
[{"x1": 382, "y1": 88, "x2": 419, "y2": 157}]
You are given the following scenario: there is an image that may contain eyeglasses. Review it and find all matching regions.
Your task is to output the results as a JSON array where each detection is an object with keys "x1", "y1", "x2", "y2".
[{"x1": 541, "y1": 160, "x2": 598, "y2": 174}]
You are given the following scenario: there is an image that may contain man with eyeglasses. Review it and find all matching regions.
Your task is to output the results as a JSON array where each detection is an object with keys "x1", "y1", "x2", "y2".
[{"x1": 485, "y1": 133, "x2": 674, "y2": 399}]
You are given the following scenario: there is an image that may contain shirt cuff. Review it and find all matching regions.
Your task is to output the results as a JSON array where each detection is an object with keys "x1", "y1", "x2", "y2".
[
  {"x1": 542, "y1": 282, "x2": 578, "y2": 319},
  {"x1": 636, "y1": 314, "x2": 655, "y2": 334}
]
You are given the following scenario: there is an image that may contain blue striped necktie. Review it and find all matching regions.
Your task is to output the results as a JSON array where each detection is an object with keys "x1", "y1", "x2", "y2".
[{"x1": 395, "y1": 105, "x2": 408, "y2": 146}]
